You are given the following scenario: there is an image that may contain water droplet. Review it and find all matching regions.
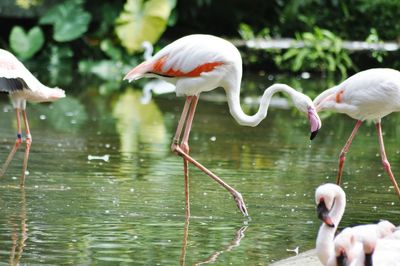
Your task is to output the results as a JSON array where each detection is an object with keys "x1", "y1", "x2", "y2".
[
  {"x1": 39, "y1": 114, "x2": 46, "y2": 120},
  {"x1": 130, "y1": 188, "x2": 135, "y2": 192},
  {"x1": 210, "y1": 136, "x2": 216, "y2": 142}
]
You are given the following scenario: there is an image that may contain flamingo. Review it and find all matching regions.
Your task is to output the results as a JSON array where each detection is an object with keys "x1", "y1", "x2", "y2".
[
  {"x1": 313, "y1": 68, "x2": 400, "y2": 199},
  {"x1": 0, "y1": 49, "x2": 65, "y2": 186},
  {"x1": 124, "y1": 34, "x2": 322, "y2": 217},
  {"x1": 333, "y1": 226, "x2": 400, "y2": 265},
  {"x1": 315, "y1": 183, "x2": 398, "y2": 266}
]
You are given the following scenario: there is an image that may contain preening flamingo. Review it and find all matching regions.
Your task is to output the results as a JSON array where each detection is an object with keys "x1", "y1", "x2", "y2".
[
  {"x1": 0, "y1": 49, "x2": 65, "y2": 186},
  {"x1": 124, "y1": 34, "x2": 321, "y2": 217},
  {"x1": 314, "y1": 68, "x2": 400, "y2": 199},
  {"x1": 315, "y1": 183, "x2": 398, "y2": 266}
]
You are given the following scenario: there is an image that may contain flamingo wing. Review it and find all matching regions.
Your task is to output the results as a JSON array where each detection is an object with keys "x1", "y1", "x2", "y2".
[
  {"x1": 0, "y1": 49, "x2": 37, "y2": 92},
  {"x1": 124, "y1": 34, "x2": 239, "y2": 81}
]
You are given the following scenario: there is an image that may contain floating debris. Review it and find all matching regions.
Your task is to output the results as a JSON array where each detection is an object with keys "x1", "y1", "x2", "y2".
[
  {"x1": 88, "y1": 154, "x2": 110, "y2": 162},
  {"x1": 286, "y1": 246, "x2": 299, "y2": 256}
]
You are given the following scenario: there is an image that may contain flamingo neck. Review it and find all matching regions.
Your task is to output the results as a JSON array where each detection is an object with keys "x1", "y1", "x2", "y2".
[
  {"x1": 225, "y1": 82, "x2": 303, "y2": 127},
  {"x1": 316, "y1": 193, "x2": 346, "y2": 265}
]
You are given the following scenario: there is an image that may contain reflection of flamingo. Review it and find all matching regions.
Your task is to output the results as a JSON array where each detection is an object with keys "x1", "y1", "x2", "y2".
[
  {"x1": 124, "y1": 34, "x2": 321, "y2": 217},
  {"x1": 314, "y1": 68, "x2": 400, "y2": 199},
  {"x1": 0, "y1": 49, "x2": 65, "y2": 185},
  {"x1": 9, "y1": 188, "x2": 28, "y2": 265},
  {"x1": 140, "y1": 41, "x2": 175, "y2": 104},
  {"x1": 194, "y1": 226, "x2": 248, "y2": 265},
  {"x1": 315, "y1": 183, "x2": 398, "y2": 266}
]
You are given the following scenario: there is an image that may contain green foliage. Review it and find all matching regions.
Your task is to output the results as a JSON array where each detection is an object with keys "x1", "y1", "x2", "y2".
[
  {"x1": 275, "y1": 27, "x2": 353, "y2": 78},
  {"x1": 239, "y1": 23, "x2": 270, "y2": 41},
  {"x1": 365, "y1": 28, "x2": 387, "y2": 63},
  {"x1": 39, "y1": 0, "x2": 92, "y2": 42},
  {"x1": 9, "y1": 26, "x2": 44, "y2": 60},
  {"x1": 115, "y1": 0, "x2": 176, "y2": 53}
]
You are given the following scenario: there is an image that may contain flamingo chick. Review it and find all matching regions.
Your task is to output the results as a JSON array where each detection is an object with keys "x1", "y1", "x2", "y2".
[
  {"x1": 124, "y1": 34, "x2": 321, "y2": 217},
  {"x1": 0, "y1": 49, "x2": 65, "y2": 186},
  {"x1": 315, "y1": 183, "x2": 398, "y2": 266},
  {"x1": 314, "y1": 68, "x2": 400, "y2": 199}
]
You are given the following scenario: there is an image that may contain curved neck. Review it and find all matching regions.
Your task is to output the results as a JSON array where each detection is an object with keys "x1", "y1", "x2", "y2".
[
  {"x1": 316, "y1": 192, "x2": 346, "y2": 265},
  {"x1": 225, "y1": 83, "x2": 303, "y2": 127}
]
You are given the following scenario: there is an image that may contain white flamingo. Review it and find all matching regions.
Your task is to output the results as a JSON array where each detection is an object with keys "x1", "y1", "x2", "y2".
[
  {"x1": 124, "y1": 34, "x2": 322, "y2": 217},
  {"x1": 0, "y1": 49, "x2": 65, "y2": 185},
  {"x1": 314, "y1": 68, "x2": 400, "y2": 199}
]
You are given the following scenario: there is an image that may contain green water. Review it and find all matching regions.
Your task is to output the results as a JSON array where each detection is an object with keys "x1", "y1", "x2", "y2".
[{"x1": 0, "y1": 76, "x2": 400, "y2": 265}]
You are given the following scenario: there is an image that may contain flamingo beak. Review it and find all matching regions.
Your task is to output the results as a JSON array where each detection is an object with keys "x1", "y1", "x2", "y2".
[
  {"x1": 317, "y1": 200, "x2": 334, "y2": 227},
  {"x1": 308, "y1": 107, "x2": 321, "y2": 140}
]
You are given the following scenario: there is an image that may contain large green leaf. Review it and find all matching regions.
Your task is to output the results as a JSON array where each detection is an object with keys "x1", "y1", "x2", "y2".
[
  {"x1": 115, "y1": 0, "x2": 175, "y2": 53},
  {"x1": 9, "y1": 26, "x2": 44, "y2": 60},
  {"x1": 39, "y1": 0, "x2": 91, "y2": 42}
]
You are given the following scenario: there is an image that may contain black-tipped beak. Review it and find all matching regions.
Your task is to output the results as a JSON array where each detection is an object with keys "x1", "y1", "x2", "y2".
[
  {"x1": 308, "y1": 107, "x2": 321, "y2": 140},
  {"x1": 317, "y1": 201, "x2": 334, "y2": 227},
  {"x1": 310, "y1": 130, "x2": 318, "y2": 140}
]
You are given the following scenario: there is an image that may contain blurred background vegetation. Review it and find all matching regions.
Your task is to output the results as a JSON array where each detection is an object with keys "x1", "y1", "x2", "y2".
[{"x1": 0, "y1": 0, "x2": 399, "y2": 95}]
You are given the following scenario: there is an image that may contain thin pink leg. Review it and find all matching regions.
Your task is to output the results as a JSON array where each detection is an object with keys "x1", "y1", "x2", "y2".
[
  {"x1": 171, "y1": 97, "x2": 193, "y2": 152},
  {"x1": 336, "y1": 120, "x2": 363, "y2": 185},
  {"x1": 376, "y1": 122, "x2": 400, "y2": 199},
  {"x1": 181, "y1": 96, "x2": 199, "y2": 217},
  {"x1": 174, "y1": 145, "x2": 248, "y2": 216},
  {"x1": 20, "y1": 110, "x2": 32, "y2": 187},
  {"x1": 0, "y1": 109, "x2": 23, "y2": 177},
  {"x1": 171, "y1": 97, "x2": 248, "y2": 216},
  {"x1": 171, "y1": 97, "x2": 193, "y2": 217}
]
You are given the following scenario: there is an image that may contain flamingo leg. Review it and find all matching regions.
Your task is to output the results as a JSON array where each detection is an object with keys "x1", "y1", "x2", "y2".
[
  {"x1": 0, "y1": 109, "x2": 23, "y2": 178},
  {"x1": 171, "y1": 97, "x2": 248, "y2": 217},
  {"x1": 171, "y1": 97, "x2": 193, "y2": 217},
  {"x1": 181, "y1": 96, "x2": 199, "y2": 217},
  {"x1": 336, "y1": 120, "x2": 363, "y2": 185},
  {"x1": 173, "y1": 146, "x2": 248, "y2": 216},
  {"x1": 376, "y1": 122, "x2": 400, "y2": 199},
  {"x1": 20, "y1": 110, "x2": 32, "y2": 187}
]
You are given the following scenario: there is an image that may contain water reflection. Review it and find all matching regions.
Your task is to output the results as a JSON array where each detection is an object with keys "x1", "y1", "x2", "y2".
[
  {"x1": 194, "y1": 225, "x2": 247, "y2": 265},
  {"x1": 112, "y1": 88, "x2": 169, "y2": 155},
  {"x1": 7, "y1": 188, "x2": 27, "y2": 266}
]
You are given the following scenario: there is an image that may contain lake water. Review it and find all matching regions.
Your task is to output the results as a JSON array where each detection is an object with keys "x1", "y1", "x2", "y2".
[{"x1": 0, "y1": 74, "x2": 399, "y2": 265}]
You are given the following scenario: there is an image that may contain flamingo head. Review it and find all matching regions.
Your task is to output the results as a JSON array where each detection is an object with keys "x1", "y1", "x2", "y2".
[
  {"x1": 315, "y1": 184, "x2": 340, "y2": 227},
  {"x1": 291, "y1": 92, "x2": 322, "y2": 140}
]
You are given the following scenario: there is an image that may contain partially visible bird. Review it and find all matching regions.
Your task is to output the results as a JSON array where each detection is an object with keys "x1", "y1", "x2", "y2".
[
  {"x1": 315, "y1": 183, "x2": 398, "y2": 266},
  {"x1": 0, "y1": 49, "x2": 65, "y2": 186},
  {"x1": 333, "y1": 225, "x2": 400, "y2": 266},
  {"x1": 124, "y1": 34, "x2": 321, "y2": 217},
  {"x1": 314, "y1": 68, "x2": 400, "y2": 199},
  {"x1": 140, "y1": 41, "x2": 175, "y2": 104}
]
